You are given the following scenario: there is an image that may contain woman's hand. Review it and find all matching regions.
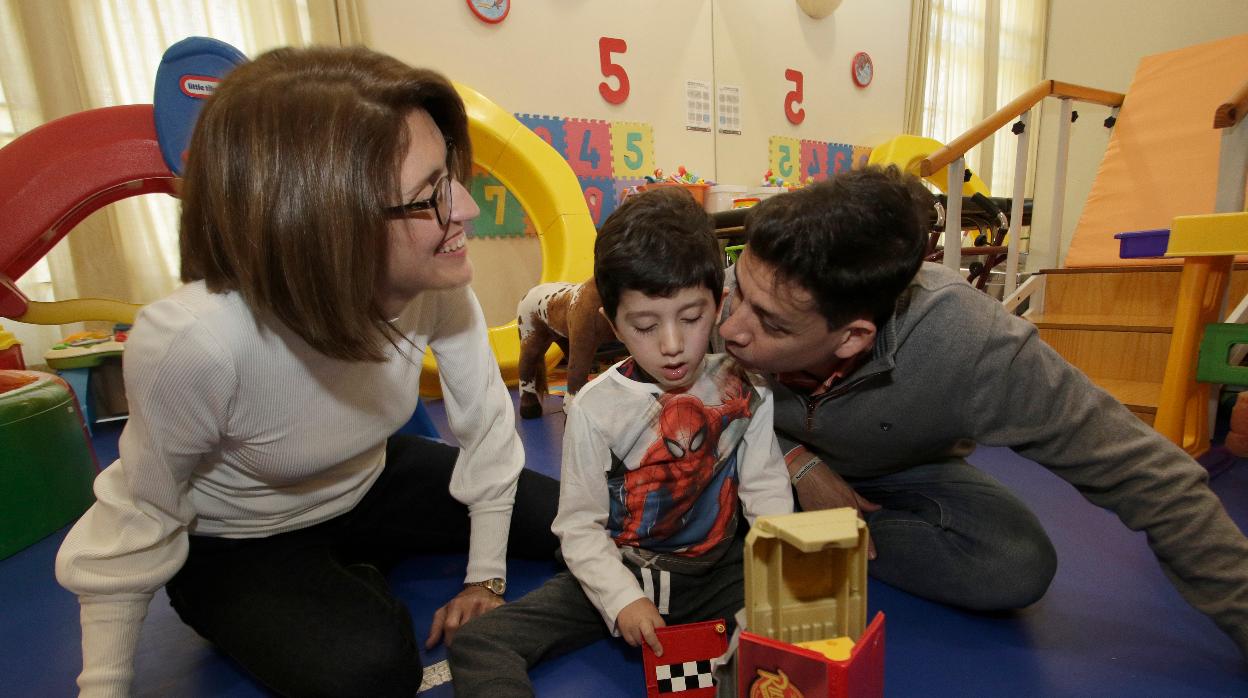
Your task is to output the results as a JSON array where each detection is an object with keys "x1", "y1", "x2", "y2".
[
  {"x1": 425, "y1": 585, "x2": 504, "y2": 648},
  {"x1": 616, "y1": 597, "x2": 666, "y2": 655}
]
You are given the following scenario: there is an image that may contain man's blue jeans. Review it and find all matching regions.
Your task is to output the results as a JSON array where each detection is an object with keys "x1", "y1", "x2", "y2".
[{"x1": 847, "y1": 458, "x2": 1058, "y2": 610}]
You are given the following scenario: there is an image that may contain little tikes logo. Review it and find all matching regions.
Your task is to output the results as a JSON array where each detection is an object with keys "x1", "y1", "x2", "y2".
[{"x1": 179, "y1": 75, "x2": 219, "y2": 99}]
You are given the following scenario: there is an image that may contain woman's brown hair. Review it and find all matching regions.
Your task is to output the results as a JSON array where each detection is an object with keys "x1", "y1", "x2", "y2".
[{"x1": 179, "y1": 46, "x2": 472, "y2": 361}]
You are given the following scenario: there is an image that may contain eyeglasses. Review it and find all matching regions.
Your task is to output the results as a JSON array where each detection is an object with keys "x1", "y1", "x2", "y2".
[{"x1": 383, "y1": 174, "x2": 453, "y2": 227}]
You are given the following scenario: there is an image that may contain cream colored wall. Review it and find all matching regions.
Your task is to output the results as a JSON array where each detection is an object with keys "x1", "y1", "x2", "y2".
[
  {"x1": 358, "y1": 1, "x2": 717, "y2": 324},
  {"x1": 359, "y1": 1, "x2": 717, "y2": 174},
  {"x1": 355, "y1": 0, "x2": 908, "y2": 324},
  {"x1": 1029, "y1": 0, "x2": 1248, "y2": 270},
  {"x1": 711, "y1": 0, "x2": 909, "y2": 185}
]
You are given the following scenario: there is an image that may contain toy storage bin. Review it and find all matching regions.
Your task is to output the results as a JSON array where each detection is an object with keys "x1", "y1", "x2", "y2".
[
  {"x1": 640, "y1": 182, "x2": 709, "y2": 206},
  {"x1": 704, "y1": 185, "x2": 748, "y2": 213},
  {"x1": 1113, "y1": 229, "x2": 1170, "y2": 258},
  {"x1": 749, "y1": 186, "x2": 788, "y2": 201},
  {"x1": 0, "y1": 370, "x2": 98, "y2": 559}
]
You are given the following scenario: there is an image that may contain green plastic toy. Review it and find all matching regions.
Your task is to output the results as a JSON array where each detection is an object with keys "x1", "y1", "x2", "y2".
[
  {"x1": 1196, "y1": 323, "x2": 1248, "y2": 386},
  {"x1": 0, "y1": 371, "x2": 98, "y2": 559}
]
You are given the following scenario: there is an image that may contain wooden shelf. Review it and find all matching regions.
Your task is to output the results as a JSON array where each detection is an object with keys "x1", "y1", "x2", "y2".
[
  {"x1": 1028, "y1": 313, "x2": 1172, "y2": 333},
  {"x1": 1039, "y1": 263, "x2": 1248, "y2": 274},
  {"x1": 1023, "y1": 267, "x2": 1248, "y2": 427},
  {"x1": 1037, "y1": 326, "x2": 1172, "y2": 384},
  {"x1": 1096, "y1": 378, "x2": 1161, "y2": 413}
]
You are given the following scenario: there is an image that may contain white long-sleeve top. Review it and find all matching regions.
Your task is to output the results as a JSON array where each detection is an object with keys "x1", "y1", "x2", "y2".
[
  {"x1": 552, "y1": 354, "x2": 794, "y2": 632},
  {"x1": 55, "y1": 281, "x2": 524, "y2": 697}
]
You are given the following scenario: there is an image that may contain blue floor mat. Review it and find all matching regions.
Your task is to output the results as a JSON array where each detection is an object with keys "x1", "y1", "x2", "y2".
[{"x1": 3, "y1": 393, "x2": 1246, "y2": 696}]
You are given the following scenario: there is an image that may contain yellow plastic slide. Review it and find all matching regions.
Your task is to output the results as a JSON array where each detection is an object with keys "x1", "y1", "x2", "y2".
[{"x1": 868, "y1": 134, "x2": 990, "y2": 198}]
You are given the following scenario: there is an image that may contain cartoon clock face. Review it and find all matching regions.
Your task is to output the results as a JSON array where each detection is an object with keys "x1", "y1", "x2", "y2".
[
  {"x1": 467, "y1": 0, "x2": 509, "y2": 24},
  {"x1": 852, "y1": 51, "x2": 873, "y2": 88}
]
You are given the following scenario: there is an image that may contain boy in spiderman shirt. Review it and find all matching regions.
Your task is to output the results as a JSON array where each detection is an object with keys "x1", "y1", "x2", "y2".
[{"x1": 449, "y1": 187, "x2": 794, "y2": 696}]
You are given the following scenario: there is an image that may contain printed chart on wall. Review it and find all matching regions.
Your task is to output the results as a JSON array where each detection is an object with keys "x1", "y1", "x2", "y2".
[
  {"x1": 717, "y1": 85, "x2": 742, "y2": 135},
  {"x1": 465, "y1": 113, "x2": 655, "y2": 239},
  {"x1": 685, "y1": 81, "x2": 712, "y2": 132}
]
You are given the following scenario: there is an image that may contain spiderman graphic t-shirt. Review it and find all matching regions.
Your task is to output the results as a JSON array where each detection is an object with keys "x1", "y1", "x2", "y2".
[
  {"x1": 553, "y1": 352, "x2": 794, "y2": 630},
  {"x1": 605, "y1": 355, "x2": 760, "y2": 562}
]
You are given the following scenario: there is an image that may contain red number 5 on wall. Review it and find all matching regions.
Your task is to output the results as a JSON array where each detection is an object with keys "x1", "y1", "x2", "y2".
[
  {"x1": 599, "y1": 37, "x2": 629, "y2": 105},
  {"x1": 784, "y1": 68, "x2": 805, "y2": 125}
]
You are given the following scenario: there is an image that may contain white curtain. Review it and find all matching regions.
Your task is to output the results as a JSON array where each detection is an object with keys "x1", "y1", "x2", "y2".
[
  {"x1": 0, "y1": 0, "x2": 354, "y2": 366},
  {"x1": 918, "y1": 0, "x2": 988, "y2": 179},
  {"x1": 992, "y1": 0, "x2": 1048, "y2": 198},
  {"x1": 909, "y1": 0, "x2": 1048, "y2": 197}
]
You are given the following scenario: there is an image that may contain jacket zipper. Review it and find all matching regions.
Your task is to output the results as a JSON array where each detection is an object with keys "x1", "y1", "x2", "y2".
[{"x1": 800, "y1": 366, "x2": 891, "y2": 432}]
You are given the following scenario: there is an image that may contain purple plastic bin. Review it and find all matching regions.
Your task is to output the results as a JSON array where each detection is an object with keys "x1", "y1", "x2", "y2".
[{"x1": 1113, "y1": 229, "x2": 1170, "y2": 259}]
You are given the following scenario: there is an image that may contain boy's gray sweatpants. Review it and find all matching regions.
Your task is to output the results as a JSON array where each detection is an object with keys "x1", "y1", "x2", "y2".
[{"x1": 449, "y1": 543, "x2": 745, "y2": 697}]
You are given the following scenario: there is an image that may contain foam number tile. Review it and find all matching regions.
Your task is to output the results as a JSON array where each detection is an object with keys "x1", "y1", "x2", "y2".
[
  {"x1": 610, "y1": 122, "x2": 654, "y2": 180},
  {"x1": 469, "y1": 170, "x2": 528, "y2": 239},
  {"x1": 579, "y1": 176, "x2": 618, "y2": 227},
  {"x1": 769, "y1": 136, "x2": 801, "y2": 183},
  {"x1": 801, "y1": 140, "x2": 829, "y2": 182},
  {"x1": 852, "y1": 144, "x2": 873, "y2": 170},
  {"x1": 828, "y1": 143, "x2": 854, "y2": 175},
  {"x1": 515, "y1": 113, "x2": 568, "y2": 158},
  {"x1": 564, "y1": 119, "x2": 613, "y2": 178}
]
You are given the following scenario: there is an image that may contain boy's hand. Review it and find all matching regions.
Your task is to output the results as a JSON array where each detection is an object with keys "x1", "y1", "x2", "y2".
[
  {"x1": 425, "y1": 585, "x2": 504, "y2": 649},
  {"x1": 616, "y1": 597, "x2": 666, "y2": 655}
]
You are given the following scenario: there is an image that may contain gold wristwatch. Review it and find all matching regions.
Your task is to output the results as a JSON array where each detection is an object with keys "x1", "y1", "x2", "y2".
[{"x1": 465, "y1": 577, "x2": 506, "y2": 596}]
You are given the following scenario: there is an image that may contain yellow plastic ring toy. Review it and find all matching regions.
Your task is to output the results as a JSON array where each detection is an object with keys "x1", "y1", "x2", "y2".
[{"x1": 418, "y1": 84, "x2": 596, "y2": 397}]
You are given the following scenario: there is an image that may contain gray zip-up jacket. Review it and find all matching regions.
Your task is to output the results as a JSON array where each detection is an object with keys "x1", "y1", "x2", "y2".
[{"x1": 734, "y1": 262, "x2": 1248, "y2": 658}]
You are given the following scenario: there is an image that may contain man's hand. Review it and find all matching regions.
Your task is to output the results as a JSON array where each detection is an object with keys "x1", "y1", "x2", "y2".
[
  {"x1": 425, "y1": 585, "x2": 504, "y2": 649},
  {"x1": 616, "y1": 597, "x2": 666, "y2": 655},
  {"x1": 793, "y1": 462, "x2": 881, "y2": 559}
]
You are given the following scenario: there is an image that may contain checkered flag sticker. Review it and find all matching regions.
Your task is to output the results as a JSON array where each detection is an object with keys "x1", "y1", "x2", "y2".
[
  {"x1": 643, "y1": 618, "x2": 728, "y2": 697},
  {"x1": 655, "y1": 659, "x2": 715, "y2": 692}
]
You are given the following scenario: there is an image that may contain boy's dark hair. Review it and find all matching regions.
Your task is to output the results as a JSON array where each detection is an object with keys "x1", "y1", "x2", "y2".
[
  {"x1": 744, "y1": 165, "x2": 931, "y2": 328},
  {"x1": 594, "y1": 186, "x2": 722, "y2": 321}
]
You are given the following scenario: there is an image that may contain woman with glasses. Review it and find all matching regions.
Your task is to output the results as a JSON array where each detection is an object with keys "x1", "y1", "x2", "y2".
[{"x1": 55, "y1": 46, "x2": 559, "y2": 697}]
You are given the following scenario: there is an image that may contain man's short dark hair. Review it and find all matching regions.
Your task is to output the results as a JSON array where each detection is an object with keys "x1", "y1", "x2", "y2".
[
  {"x1": 594, "y1": 186, "x2": 722, "y2": 321},
  {"x1": 744, "y1": 165, "x2": 931, "y2": 328}
]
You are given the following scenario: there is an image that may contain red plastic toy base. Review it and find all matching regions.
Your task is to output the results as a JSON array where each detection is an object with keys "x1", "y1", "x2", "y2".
[{"x1": 738, "y1": 613, "x2": 885, "y2": 698}]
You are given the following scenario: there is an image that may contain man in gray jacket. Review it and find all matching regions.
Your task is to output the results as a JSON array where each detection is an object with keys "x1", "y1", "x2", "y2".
[{"x1": 717, "y1": 166, "x2": 1248, "y2": 661}]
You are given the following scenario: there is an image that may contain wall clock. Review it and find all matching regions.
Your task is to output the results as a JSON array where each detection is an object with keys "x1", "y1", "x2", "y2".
[
  {"x1": 852, "y1": 51, "x2": 873, "y2": 88},
  {"x1": 796, "y1": 0, "x2": 842, "y2": 19},
  {"x1": 467, "y1": 0, "x2": 509, "y2": 24}
]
